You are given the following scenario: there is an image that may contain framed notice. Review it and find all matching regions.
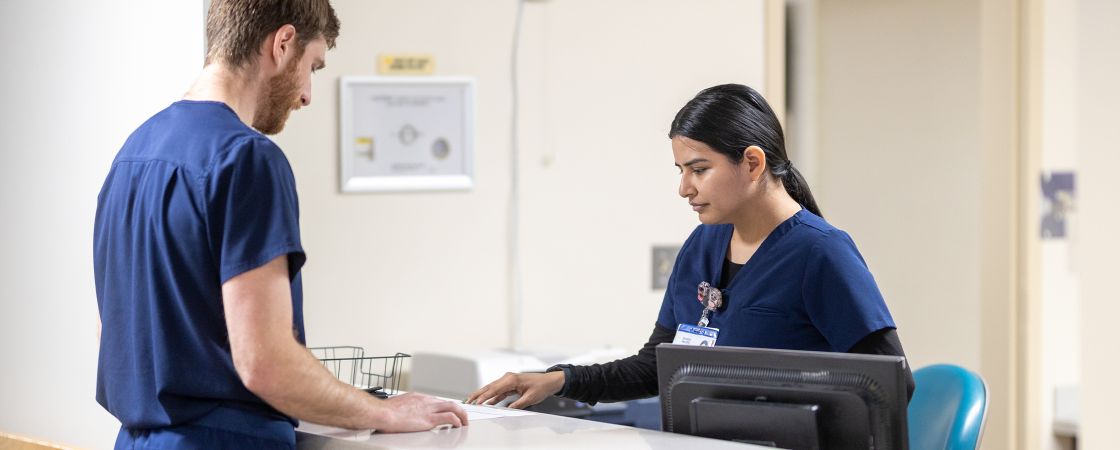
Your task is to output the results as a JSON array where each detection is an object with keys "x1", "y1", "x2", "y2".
[{"x1": 339, "y1": 76, "x2": 475, "y2": 192}]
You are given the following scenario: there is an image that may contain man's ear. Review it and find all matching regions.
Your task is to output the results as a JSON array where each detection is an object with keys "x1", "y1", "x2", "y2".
[
  {"x1": 743, "y1": 146, "x2": 768, "y2": 181},
  {"x1": 268, "y1": 24, "x2": 298, "y2": 68}
]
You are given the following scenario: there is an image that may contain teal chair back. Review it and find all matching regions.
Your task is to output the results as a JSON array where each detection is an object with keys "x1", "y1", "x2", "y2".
[{"x1": 908, "y1": 364, "x2": 988, "y2": 450}]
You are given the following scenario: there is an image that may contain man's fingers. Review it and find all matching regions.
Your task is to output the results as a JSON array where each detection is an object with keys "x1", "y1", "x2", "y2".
[
  {"x1": 431, "y1": 411, "x2": 463, "y2": 428},
  {"x1": 434, "y1": 400, "x2": 469, "y2": 426},
  {"x1": 445, "y1": 401, "x2": 469, "y2": 425}
]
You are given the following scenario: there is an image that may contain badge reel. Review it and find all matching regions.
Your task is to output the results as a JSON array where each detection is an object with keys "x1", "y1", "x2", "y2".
[{"x1": 672, "y1": 281, "x2": 722, "y2": 347}]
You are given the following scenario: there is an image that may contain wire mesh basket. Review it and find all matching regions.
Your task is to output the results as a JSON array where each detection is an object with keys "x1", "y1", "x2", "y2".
[{"x1": 309, "y1": 346, "x2": 410, "y2": 395}]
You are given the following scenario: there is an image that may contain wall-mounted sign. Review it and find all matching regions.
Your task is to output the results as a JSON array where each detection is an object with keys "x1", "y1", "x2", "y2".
[
  {"x1": 339, "y1": 76, "x2": 475, "y2": 192},
  {"x1": 378, "y1": 54, "x2": 435, "y2": 75},
  {"x1": 1041, "y1": 171, "x2": 1076, "y2": 239}
]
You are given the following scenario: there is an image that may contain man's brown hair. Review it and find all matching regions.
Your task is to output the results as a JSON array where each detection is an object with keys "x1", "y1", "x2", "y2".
[{"x1": 205, "y1": 0, "x2": 340, "y2": 68}]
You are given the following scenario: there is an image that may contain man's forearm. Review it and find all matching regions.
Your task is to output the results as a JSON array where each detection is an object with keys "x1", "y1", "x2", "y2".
[
  {"x1": 224, "y1": 256, "x2": 466, "y2": 432},
  {"x1": 243, "y1": 338, "x2": 389, "y2": 430},
  {"x1": 223, "y1": 256, "x2": 392, "y2": 430}
]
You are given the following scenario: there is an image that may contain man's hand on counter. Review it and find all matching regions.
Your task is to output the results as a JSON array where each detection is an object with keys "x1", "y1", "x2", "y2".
[{"x1": 375, "y1": 392, "x2": 469, "y2": 433}]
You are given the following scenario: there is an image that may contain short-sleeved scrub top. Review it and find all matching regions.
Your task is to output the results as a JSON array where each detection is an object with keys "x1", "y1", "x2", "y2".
[
  {"x1": 657, "y1": 209, "x2": 895, "y2": 353},
  {"x1": 93, "y1": 101, "x2": 306, "y2": 431}
]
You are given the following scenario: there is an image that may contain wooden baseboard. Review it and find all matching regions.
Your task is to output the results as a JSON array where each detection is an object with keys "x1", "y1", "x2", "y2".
[{"x1": 0, "y1": 432, "x2": 71, "y2": 450}]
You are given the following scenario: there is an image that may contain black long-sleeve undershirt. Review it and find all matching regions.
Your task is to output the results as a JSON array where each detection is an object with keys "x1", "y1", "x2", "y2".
[{"x1": 549, "y1": 323, "x2": 916, "y2": 405}]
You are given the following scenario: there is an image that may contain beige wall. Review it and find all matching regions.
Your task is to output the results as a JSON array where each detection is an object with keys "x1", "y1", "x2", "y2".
[
  {"x1": 1075, "y1": 1, "x2": 1120, "y2": 449},
  {"x1": 273, "y1": 0, "x2": 767, "y2": 357},
  {"x1": 816, "y1": 1, "x2": 1021, "y2": 448},
  {"x1": 1038, "y1": 0, "x2": 1080, "y2": 448},
  {"x1": 817, "y1": 0, "x2": 984, "y2": 371}
]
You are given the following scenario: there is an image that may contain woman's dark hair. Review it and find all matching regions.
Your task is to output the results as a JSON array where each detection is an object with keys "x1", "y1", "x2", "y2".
[{"x1": 669, "y1": 84, "x2": 821, "y2": 217}]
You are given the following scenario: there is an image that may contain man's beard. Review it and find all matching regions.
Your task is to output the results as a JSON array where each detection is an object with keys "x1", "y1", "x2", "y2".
[{"x1": 252, "y1": 55, "x2": 302, "y2": 135}]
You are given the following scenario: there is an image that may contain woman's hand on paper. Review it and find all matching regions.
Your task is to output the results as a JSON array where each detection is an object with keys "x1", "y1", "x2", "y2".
[{"x1": 464, "y1": 371, "x2": 565, "y2": 409}]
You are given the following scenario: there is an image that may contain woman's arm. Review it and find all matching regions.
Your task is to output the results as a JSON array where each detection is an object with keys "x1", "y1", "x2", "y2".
[
  {"x1": 466, "y1": 323, "x2": 673, "y2": 408},
  {"x1": 847, "y1": 327, "x2": 916, "y2": 401},
  {"x1": 551, "y1": 323, "x2": 675, "y2": 405}
]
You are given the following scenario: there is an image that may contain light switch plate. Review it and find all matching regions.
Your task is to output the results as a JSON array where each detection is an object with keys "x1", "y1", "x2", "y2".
[{"x1": 651, "y1": 245, "x2": 681, "y2": 290}]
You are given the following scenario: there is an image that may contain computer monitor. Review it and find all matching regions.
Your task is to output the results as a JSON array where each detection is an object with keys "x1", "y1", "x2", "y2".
[{"x1": 657, "y1": 344, "x2": 909, "y2": 450}]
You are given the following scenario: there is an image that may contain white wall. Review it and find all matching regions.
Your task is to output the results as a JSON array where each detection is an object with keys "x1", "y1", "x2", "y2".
[
  {"x1": 1075, "y1": 1, "x2": 1120, "y2": 448},
  {"x1": 274, "y1": 0, "x2": 767, "y2": 358},
  {"x1": 0, "y1": 1, "x2": 205, "y2": 448}
]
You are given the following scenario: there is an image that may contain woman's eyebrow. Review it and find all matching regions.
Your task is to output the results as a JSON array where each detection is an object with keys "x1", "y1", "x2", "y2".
[{"x1": 675, "y1": 158, "x2": 710, "y2": 168}]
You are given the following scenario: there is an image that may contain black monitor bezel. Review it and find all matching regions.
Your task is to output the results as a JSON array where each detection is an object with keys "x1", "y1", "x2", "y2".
[{"x1": 656, "y1": 344, "x2": 909, "y2": 450}]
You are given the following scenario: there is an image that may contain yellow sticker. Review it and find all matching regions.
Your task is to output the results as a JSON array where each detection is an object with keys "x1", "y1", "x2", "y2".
[{"x1": 378, "y1": 54, "x2": 435, "y2": 75}]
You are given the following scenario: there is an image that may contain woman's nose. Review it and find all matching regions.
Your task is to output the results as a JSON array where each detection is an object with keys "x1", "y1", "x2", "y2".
[{"x1": 679, "y1": 176, "x2": 694, "y2": 198}]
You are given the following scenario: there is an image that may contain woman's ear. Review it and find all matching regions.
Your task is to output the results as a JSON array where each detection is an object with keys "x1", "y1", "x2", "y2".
[{"x1": 743, "y1": 146, "x2": 767, "y2": 181}]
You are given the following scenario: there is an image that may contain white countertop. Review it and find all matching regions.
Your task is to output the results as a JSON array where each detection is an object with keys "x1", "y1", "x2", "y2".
[{"x1": 296, "y1": 403, "x2": 770, "y2": 450}]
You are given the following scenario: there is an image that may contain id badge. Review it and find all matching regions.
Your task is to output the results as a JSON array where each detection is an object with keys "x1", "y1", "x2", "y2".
[{"x1": 672, "y1": 323, "x2": 719, "y2": 347}]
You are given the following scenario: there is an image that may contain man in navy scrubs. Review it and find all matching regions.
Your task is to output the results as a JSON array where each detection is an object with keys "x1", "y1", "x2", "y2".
[{"x1": 93, "y1": 1, "x2": 466, "y2": 448}]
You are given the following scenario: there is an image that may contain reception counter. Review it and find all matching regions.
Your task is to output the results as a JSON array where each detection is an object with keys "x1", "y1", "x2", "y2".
[{"x1": 296, "y1": 403, "x2": 769, "y2": 450}]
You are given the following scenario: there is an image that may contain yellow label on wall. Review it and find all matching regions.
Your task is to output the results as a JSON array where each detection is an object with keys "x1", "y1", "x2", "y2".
[{"x1": 378, "y1": 54, "x2": 435, "y2": 75}]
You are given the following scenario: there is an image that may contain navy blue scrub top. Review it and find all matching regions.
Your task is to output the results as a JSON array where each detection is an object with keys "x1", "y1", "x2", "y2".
[
  {"x1": 93, "y1": 100, "x2": 306, "y2": 430},
  {"x1": 656, "y1": 209, "x2": 895, "y2": 353}
]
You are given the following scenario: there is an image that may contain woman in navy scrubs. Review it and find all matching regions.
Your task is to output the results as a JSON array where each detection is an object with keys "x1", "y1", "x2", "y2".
[{"x1": 467, "y1": 84, "x2": 914, "y2": 408}]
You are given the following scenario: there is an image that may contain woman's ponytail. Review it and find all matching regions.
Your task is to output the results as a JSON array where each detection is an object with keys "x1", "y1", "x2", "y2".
[{"x1": 778, "y1": 163, "x2": 822, "y2": 218}]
